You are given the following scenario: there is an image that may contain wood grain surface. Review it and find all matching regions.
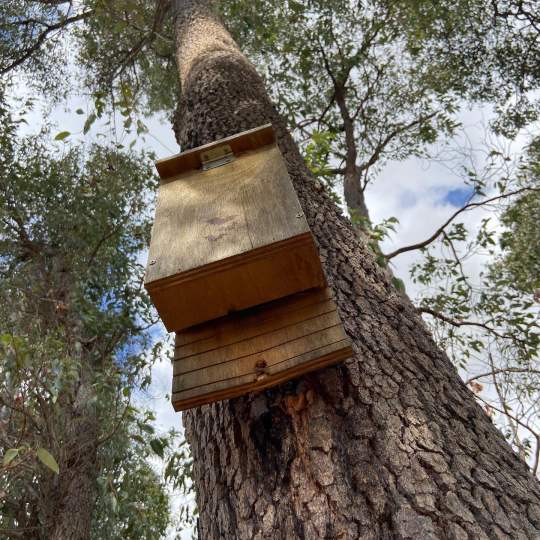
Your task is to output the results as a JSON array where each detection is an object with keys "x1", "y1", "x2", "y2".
[
  {"x1": 145, "y1": 141, "x2": 325, "y2": 331},
  {"x1": 171, "y1": 288, "x2": 352, "y2": 411}
]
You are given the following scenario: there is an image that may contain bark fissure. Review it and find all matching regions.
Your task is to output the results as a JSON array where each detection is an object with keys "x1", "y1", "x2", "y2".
[{"x1": 172, "y1": 1, "x2": 540, "y2": 538}]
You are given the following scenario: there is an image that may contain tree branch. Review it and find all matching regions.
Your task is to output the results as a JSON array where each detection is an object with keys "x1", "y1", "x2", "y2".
[
  {"x1": 465, "y1": 367, "x2": 540, "y2": 385},
  {"x1": 1, "y1": 10, "x2": 93, "y2": 75},
  {"x1": 104, "y1": 0, "x2": 171, "y2": 84},
  {"x1": 384, "y1": 186, "x2": 540, "y2": 260},
  {"x1": 474, "y1": 392, "x2": 540, "y2": 475},
  {"x1": 357, "y1": 112, "x2": 438, "y2": 189},
  {"x1": 418, "y1": 306, "x2": 526, "y2": 343}
]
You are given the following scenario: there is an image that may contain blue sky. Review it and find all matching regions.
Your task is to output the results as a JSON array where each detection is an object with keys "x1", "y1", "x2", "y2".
[{"x1": 442, "y1": 186, "x2": 475, "y2": 207}]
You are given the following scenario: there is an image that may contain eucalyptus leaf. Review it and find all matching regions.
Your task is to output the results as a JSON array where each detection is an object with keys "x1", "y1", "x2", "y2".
[
  {"x1": 37, "y1": 448, "x2": 59, "y2": 474},
  {"x1": 54, "y1": 131, "x2": 71, "y2": 141},
  {"x1": 3, "y1": 448, "x2": 19, "y2": 467},
  {"x1": 83, "y1": 113, "x2": 97, "y2": 135}
]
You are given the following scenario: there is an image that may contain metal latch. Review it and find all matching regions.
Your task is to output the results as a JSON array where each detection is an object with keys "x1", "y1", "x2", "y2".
[{"x1": 201, "y1": 144, "x2": 235, "y2": 170}]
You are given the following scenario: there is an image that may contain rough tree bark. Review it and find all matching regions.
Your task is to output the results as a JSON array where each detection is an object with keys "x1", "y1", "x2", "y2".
[
  {"x1": 46, "y1": 383, "x2": 98, "y2": 540},
  {"x1": 36, "y1": 268, "x2": 99, "y2": 540},
  {"x1": 172, "y1": 1, "x2": 540, "y2": 538}
]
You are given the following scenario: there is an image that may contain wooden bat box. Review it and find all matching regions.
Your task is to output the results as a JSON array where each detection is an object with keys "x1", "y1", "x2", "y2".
[
  {"x1": 144, "y1": 125, "x2": 326, "y2": 332},
  {"x1": 172, "y1": 288, "x2": 352, "y2": 411}
]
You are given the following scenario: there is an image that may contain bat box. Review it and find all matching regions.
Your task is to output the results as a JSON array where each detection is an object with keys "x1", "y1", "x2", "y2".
[{"x1": 145, "y1": 124, "x2": 326, "y2": 331}]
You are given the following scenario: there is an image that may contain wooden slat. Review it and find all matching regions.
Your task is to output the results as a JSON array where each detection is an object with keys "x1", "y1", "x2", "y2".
[
  {"x1": 173, "y1": 324, "x2": 347, "y2": 393},
  {"x1": 172, "y1": 288, "x2": 352, "y2": 410},
  {"x1": 174, "y1": 292, "x2": 337, "y2": 360},
  {"x1": 155, "y1": 124, "x2": 275, "y2": 180},
  {"x1": 171, "y1": 341, "x2": 352, "y2": 411},
  {"x1": 174, "y1": 311, "x2": 343, "y2": 376},
  {"x1": 170, "y1": 287, "x2": 353, "y2": 411},
  {"x1": 174, "y1": 287, "x2": 333, "y2": 348},
  {"x1": 174, "y1": 300, "x2": 336, "y2": 361}
]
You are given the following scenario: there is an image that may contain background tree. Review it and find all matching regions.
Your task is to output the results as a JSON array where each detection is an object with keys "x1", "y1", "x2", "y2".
[
  {"x1": 221, "y1": 0, "x2": 459, "y2": 221},
  {"x1": 0, "y1": 97, "x2": 192, "y2": 539},
  {"x1": 393, "y1": 0, "x2": 540, "y2": 139},
  {"x1": 408, "y1": 137, "x2": 540, "y2": 472}
]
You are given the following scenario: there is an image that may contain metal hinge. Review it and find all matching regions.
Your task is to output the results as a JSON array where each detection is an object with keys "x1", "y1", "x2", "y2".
[{"x1": 201, "y1": 144, "x2": 235, "y2": 170}]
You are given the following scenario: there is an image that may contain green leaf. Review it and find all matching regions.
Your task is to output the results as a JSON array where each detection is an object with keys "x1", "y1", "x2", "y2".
[
  {"x1": 37, "y1": 448, "x2": 59, "y2": 474},
  {"x1": 139, "y1": 422, "x2": 154, "y2": 434},
  {"x1": 131, "y1": 434, "x2": 145, "y2": 444},
  {"x1": 392, "y1": 277, "x2": 406, "y2": 292},
  {"x1": 54, "y1": 131, "x2": 71, "y2": 141},
  {"x1": 150, "y1": 438, "x2": 164, "y2": 458},
  {"x1": 3, "y1": 448, "x2": 19, "y2": 467},
  {"x1": 83, "y1": 113, "x2": 97, "y2": 134}
]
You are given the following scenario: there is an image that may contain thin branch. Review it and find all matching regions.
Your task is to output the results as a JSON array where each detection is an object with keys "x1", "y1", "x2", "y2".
[
  {"x1": 474, "y1": 393, "x2": 540, "y2": 475},
  {"x1": 103, "y1": 0, "x2": 171, "y2": 83},
  {"x1": 384, "y1": 186, "x2": 540, "y2": 260},
  {"x1": 466, "y1": 368, "x2": 540, "y2": 385},
  {"x1": 1, "y1": 10, "x2": 93, "y2": 75},
  {"x1": 442, "y1": 230, "x2": 473, "y2": 295},
  {"x1": 316, "y1": 89, "x2": 336, "y2": 130},
  {"x1": 134, "y1": 319, "x2": 160, "y2": 332},
  {"x1": 356, "y1": 112, "x2": 438, "y2": 191},
  {"x1": 35, "y1": 0, "x2": 72, "y2": 5},
  {"x1": 97, "y1": 400, "x2": 131, "y2": 446},
  {"x1": 418, "y1": 306, "x2": 526, "y2": 343},
  {"x1": 488, "y1": 351, "x2": 527, "y2": 459}
]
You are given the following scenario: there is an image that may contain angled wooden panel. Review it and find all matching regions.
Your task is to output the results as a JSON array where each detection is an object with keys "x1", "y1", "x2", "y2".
[
  {"x1": 146, "y1": 145, "x2": 315, "y2": 280},
  {"x1": 171, "y1": 288, "x2": 352, "y2": 411},
  {"x1": 155, "y1": 124, "x2": 275, "y2": 180},
  {"x1": 174, "y1": 311, "x2": 343, "y2": 376},
  {"x1": 172, "y1": 341, "x2": 349, "y2": 411},
  {"x1": 145, "y1": 128, "x2": 326, "y2": 331}
]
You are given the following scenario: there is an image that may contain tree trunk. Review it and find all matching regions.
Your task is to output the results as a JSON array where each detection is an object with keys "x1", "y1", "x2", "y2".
[
  {"x1": 334, "y1": 84, "x2": 370, "y2": 224},
  {"x1": 47, "y1": 442, "x2": 98, "y2": 540},
  {"x1": 172, "y1": 2, "x2": 540, "y2": 538},
  {"x1": 43, "y1": 370, "x2": 99, "y2": 540}
]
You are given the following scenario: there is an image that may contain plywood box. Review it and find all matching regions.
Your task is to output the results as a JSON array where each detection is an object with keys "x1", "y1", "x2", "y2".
[
  {"x1": 171, "y1": 287, "x2": 352, "y2": 411},
  {"x1": 145, "y1": 125, "x2": 326, "y2": 332}
]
